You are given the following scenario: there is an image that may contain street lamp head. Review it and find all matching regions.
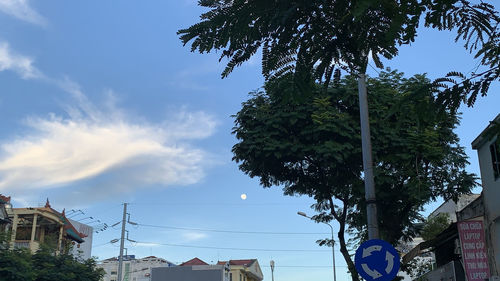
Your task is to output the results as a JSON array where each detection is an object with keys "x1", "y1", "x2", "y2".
[{"x1": 297, "y1": 211, "x2": 308, "y2": 217}]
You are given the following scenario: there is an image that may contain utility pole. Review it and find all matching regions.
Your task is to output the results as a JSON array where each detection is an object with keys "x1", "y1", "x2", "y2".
[
  {"x1": 117, "y1": 203, "x2": 127, "y2": 281},
  {"x1": 357, "y1": 73, "x2": 380, "y2": 240},
  {"x1": 270, "y1": 260, "x2": 275, "y2": 281}
]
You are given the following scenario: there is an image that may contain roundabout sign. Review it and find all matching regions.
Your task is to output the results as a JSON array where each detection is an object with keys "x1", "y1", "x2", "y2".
[{"x1": 354, "y1": 239, "x2": 400, "y2": 281}]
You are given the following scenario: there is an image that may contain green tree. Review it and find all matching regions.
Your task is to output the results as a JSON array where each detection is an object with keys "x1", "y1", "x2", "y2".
[
  {"x1": 231, "y1": 71, "x2": 476, "y2": 280},
  {"x1": 0, "y1": 248, "x2": 35, "y2": 281},
  {"x1": 0, "y1": 244, "x2": 104, "y2": 281},
  {"x1": 179, "y1": 0, "x2": 498, "y2": 104},
  {"x1": 420, "y1": 213, "x2": 451, "y2": 241}
]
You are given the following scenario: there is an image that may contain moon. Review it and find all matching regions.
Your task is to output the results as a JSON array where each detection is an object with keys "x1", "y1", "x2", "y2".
[{"x1": 240, "y1": 194, "x2": 247, "y2": 200}]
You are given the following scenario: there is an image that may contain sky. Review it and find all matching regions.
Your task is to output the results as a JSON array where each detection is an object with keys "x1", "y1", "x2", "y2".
[{"x1": 0, "y1": 1, "x2": 498, "y2": 281}]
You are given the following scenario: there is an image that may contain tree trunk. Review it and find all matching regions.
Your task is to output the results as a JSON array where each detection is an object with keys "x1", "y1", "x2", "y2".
[{"x1": 330, "y1": 197, "x2": 359, "y2": 281}]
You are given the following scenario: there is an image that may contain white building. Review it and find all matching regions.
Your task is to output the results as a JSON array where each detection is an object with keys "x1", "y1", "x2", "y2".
[
  {"x1": 68, "y1": 219, "x2": 93, "y2": 260},
  {"x1": 472, "y1": 113, "x2": 500, "y2": 278},
  {"x1": 428, "y1": 194, "x2": 481, "y2": 222},
  {"x1": 98, "y1": 255, "x2": 176, "y2": 281}
]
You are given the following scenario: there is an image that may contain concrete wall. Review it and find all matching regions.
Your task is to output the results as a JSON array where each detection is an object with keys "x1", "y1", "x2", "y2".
[
  {"x1": 98, "y1": 256, "x2": 174, "y2": 281},
  {"x1": 429, "y1": 194, "x2": 480, "y2": 222},
  {"x1": 68, "y1": 219, "x2": 93, "y2": 260},
  {"x1": 476, "y1": 135, "x2": 500, "y2": 276},
  {"x1": 152, "y1": 265, "x2": 224, "y2": 281}
]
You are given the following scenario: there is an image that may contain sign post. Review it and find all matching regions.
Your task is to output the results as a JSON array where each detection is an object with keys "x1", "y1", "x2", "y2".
[
  {"x1": 458, "y1": 221, "x2": 490, "y2": 281},
  {"x1": 355, "y1": 239, "x2": 400, "y2": 281}
]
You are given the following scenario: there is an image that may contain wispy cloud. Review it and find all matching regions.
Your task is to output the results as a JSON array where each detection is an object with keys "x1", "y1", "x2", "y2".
[
  {"x1": 0, "y1": 41, "x2": 42, "y2": 79},
  {"x1": 0, "y1": 0, "x2": 46, "y2": 26},
  {"x1": 182, "y1": 231, "x2": 208, "y2": 242},
  {"x1": 134, "y1": 242, "x2": 163, "y2": 248},
  {"x1": 0, "y1": 95, "x2": 216, "y2": 192},
  {"x1": 0, "y1": 44, "x2": 218, "y2": 203}
]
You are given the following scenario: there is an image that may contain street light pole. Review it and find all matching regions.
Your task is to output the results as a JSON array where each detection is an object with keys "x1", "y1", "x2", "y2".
[
  {"x1": 270, "y1": 260, "x2": 275, "y2": 281},
  {"x1": 298, "y1": 212, "x2": 336, "y2": 281}
]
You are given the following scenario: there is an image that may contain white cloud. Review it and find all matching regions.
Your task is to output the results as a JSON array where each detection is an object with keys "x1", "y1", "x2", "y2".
[
  {"x1": 134, "y1": 242, "x2": 162, "y2": 248},
  {"x1": 182, "y1": 231, "x2": 208, "y2": 242},
  {"x1": 0, "y1": 0, "x2": 46, "y2": 26},
  {"x1": 0, "y1": 42, "x2": 41, "y2": 79},
  {"x1": 0, "y1": 81, "x2": 217, "y2": 198},
  {"x1": 0, "y1": 42, "x2": 218, "y2": 204}
]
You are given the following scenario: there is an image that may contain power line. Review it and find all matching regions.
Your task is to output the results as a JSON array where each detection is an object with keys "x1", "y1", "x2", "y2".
[
  {"x1": 129, "y1": 202, "x2": 307, "y2": 206},
  {"x1": 93, "y1": 242, "x2": 112, "y2": 248},
  {"x1": 136, "y1": 223, "x2": 330, "y2": 235},
  {"x1": 261, "y1": 265, "x2": 349, "y2": 268},
  {"x1": 131, "y1": 241, "x2": 331, "y2": 252}
]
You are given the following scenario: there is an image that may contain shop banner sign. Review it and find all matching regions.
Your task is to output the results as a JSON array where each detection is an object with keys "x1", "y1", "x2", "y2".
[{"x1": 458, "y1": 221, "x2": 490, "y2": 281}]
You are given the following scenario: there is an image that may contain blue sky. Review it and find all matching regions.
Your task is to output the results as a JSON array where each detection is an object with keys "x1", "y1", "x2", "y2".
[{"x1": 0, "y1": 1, "x2": 498, "y2": 281}]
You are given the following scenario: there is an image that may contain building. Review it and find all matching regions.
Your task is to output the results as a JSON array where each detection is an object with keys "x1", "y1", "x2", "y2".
[
  {"x1": 217, "y1": 259, "x2": 263, "y2": 281},
  {"x1": 8, "y1": 199, "x2": 86, "y2": 254},
  {"x1": 68, "y1": 218, "x2": 94, "y2": 260},
  {"x1": 403, "y1": 114, "x2": 500, "y2": 280},
  {"x1": 152, "y1": 257, "x2": 229, "y2": 281},
  {"x1": 472, "y1": 113, "x2": 500, "y2": 278},
  {"x1": 397, "y1": 194, "x2": 479, "y2": 280},
  {"x1": 151, "y1": 258, "x2": 263, "y2": 281},
  {"x1": 428, "y1": 194, "x2": 481, "y2": 222},
  {"x1": 0, "y1": 194, "x2": 11, "y2": 227},
  {"x1": 98, "y1": 255, "x2": 176, "y2": 281}
]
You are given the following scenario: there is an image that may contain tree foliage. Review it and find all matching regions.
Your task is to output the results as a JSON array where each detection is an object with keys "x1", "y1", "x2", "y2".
[
  {"x1": 232, "y1": 70, "x2": 476, "y2": 279},
  {"x1": 180, "y1": 0, "x2": 498, "y2": 105},
  {"x1": 0, "y1": 245, "x2": 104, "y2": 281},
  {"x1": 420, "y1": 213, "x2": 451, "y2": 241}
]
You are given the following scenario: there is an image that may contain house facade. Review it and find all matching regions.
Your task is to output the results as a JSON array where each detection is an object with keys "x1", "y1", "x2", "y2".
[
  {"x1": 472, "y1": 113, "x2": 500, "y2": 278},
  {"x1": 151, "y1": 258, "x2": 263, "y2": 281},
  {"x1": 217, "y1": 259, "x2": 263, "y2": 281},
  {"x1": 98, "y1": 255, "x2": 176, "y2": 281},
  {"x1": 8, "y1": 199, "x2": 86, "y2": 254}
]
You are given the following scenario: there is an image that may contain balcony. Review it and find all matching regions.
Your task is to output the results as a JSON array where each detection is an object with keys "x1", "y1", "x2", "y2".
[{"x1": 13, "y1": 240, "x2": 40, "y2": 252}]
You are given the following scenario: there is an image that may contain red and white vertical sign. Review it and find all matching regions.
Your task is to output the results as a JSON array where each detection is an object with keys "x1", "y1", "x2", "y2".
[{"x1": 458, "y1": 221, "x2": 490, "y2": 281}]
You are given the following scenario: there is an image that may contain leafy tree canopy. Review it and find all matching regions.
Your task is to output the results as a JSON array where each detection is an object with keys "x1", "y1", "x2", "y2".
[
  {"x1": 420, "y1": 213, "x2": 451, "y2": 241},
  {"x1": 0, "y1": 245, "x2": 104, "y2": 281},
  {"x1": 180, "y1": 0, "x2": 498, "y2": 107},
  {"x1": 231, "y1": 70, "x2": 476, "y2": 279}
]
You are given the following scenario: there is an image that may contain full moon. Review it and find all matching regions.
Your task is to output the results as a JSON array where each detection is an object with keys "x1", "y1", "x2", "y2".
[{"x1": 240, "y1": 194, "x2": 247, "y2": 200}]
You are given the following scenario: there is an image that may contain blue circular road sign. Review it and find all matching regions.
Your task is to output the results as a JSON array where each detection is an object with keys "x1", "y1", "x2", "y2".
[{"x1": 354, "y1": 239, "x2": 400, "y2": 281}]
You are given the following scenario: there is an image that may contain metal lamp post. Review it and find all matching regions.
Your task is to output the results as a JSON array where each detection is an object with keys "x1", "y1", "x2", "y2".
[
  {"x1": 270, "y1": 260, "x2": 275, "y2": 281},
  {"x1": 298, "y1": 211, "x2": 336, "y2": 281}
]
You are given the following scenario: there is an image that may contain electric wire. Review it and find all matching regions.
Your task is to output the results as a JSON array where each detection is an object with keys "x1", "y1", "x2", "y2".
[
  {"x1": 136, "y1": 223, "x2": 330, "y2": 235},
  {"x1": 131, "y1": 240, "x2": 331, "y2": 252},
  {"x1": 261, "y1": 265, "x2": 348, "y2": 268}
]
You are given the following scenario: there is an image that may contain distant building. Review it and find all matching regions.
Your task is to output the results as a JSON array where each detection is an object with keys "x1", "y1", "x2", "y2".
[
  {"x1": 0, "y1": 194, "x2": 11, "y2": 227},
  {"x1": 152, "y1": 257, "x2": 229, "y2": 281},
  {"x1": 8, "y1": 199, "x2": 86, "y2": 254},
  {"x1": 428, "y1": 194, "x2": 481, "y2": 222},
  {"x1": 98, "y1": 255, "x2": 176, "y2": 281},
  {"x1": 68, "y1": 218, "x2": 93, "y2": 260},
  {"x1": 152, "y1": 258, "x2": 263, "y2": 281},
  {"x1": 217, "y1": 259, "x2": 263, "y2": 281},
  {"x1": 472, "y1": 113, "x2": 500, "y2": 278}
]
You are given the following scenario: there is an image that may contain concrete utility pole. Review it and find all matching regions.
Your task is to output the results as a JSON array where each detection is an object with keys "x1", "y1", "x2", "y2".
[
  {"x1": 117, "y1": 203, "x2": 127, "y2": 281},
  {"x1": 357, "y1": 74, "x2": 380, "y2": 239}
]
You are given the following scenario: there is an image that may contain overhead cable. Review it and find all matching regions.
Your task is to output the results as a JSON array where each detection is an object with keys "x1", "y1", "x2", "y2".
[{"x1": 136, "y1": 223, "x2": 329, "y2": 235}]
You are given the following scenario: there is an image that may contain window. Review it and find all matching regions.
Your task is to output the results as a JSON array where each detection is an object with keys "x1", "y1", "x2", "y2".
[
  {"x1": 490, "y1": 138, "x2": 500, "y2": 180},
  {"x1": 240, "y1": 274, "x2": 242, "y2": 281},
  {"x1": 230, "y1": 273, "x2": 232, "y2": 281},
  {"x1": 110, "y1": 271, "x2": 117, "y2": 275}
]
